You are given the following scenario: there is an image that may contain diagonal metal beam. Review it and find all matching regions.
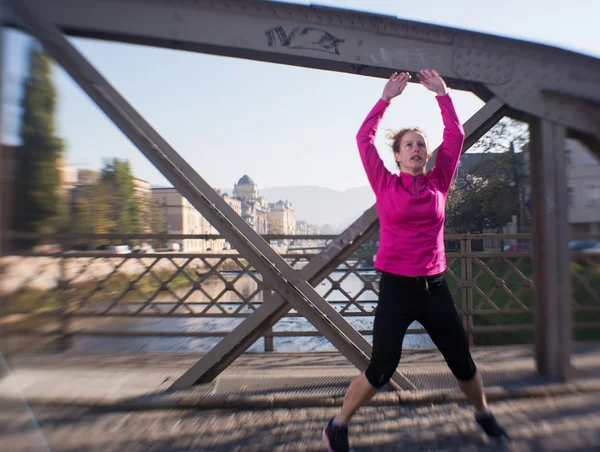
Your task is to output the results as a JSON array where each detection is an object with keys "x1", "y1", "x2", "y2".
[
  {"x1": 172, "y1": 96, "x2": 508, "y2": 389},
  {"x1": 170, "y1": 205, "x2": 382, "y2": 389},
  {"x1": 6, "y1": 0, "x2": 413, "y2": 388}
]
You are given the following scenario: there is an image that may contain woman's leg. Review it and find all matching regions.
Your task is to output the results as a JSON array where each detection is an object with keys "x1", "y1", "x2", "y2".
[
  {"x1": 335, "y1": 373, "x2": 377, "y2": 424},
  {"x1": 323, "y1": 272, "x2": 417, "y2": 451},
  {"x1": 336, "y1": 272, "x2": 416, "y2": 423},
  {"x1": 417, "y1": 275, "x2": 508, "y2": 439},
  {"x1": 416, "y1": 276, "x2": 484, "y2": 408}
]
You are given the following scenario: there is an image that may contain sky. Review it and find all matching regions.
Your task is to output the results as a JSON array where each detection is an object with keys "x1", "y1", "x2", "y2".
[{"x1": 3, "y1": 0, "x2": 600, "y2": 192}]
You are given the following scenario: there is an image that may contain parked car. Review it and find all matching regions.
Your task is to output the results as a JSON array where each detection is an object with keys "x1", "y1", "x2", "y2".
[
  {"x1": 582, "y1": 243, "x2": 600, "y2": 254},
  {"x1": 108, "y1": 245, "x2": 131, "y2": 254},
  {"x1": 44, "y1": 245, "x2": 62, "y2": 254},
  {"x1": 503, "y1": 243, "x2": 532, "y2": 252},
  {"x1": 133, "y1": 247, "x2": 155, "y2": 254},
  {"x1": 569, "y1": 240, "x2": 599, "y2": 252},
  {"x1": 167, "y1": 243, "x2": 181, "y2": 252}
]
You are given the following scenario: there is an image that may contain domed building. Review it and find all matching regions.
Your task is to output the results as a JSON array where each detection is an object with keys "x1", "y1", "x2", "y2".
[
  {"x1": 233, "y1": 174, "x2": 259, "y2": 200},
  {"x1": 232, "y1": 174, "x2": 269, "y2": 234}
]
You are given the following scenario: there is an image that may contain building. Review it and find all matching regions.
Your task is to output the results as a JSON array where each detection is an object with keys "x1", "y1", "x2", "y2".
[
  {"x1": 58, "y1": 158, "x2": 78, "y2": 189},
  {"x1": 77, "y1": 169, "x2": 100, "y2": 185},
  {"x1": 221, "y1": 192, "x2": 242, "y2": 217},
  {"x1": 133, "y1": 178, "x2": 152, "y2": 233},
  {"x1": 240, "y1": 199, "x2": 269, "y2": 234},
  {"x1": 232, "y1": 174, "x2": 269, "y2": 234},
  {"x1": 152, "y1": 187, "x2": 211, "y2": 251},
  {"x1": 233, "y1": 174, "x2": 259, "y2": 200},
  {"x1": 296, "y1": 220, "x2": 309, "y2": 235},
  {"x1": 566, "y1": 138, "x2": 600, "y2": 234},
  {"x1": 150, "y1": 187, "x2": 239, "y2": 251},
  {"x1": 220, "y1": 192, "x2": 242, "y2": 250},
  {"x1": 268, "y1": 200, "x2": 296, "y2": 236},
  {"x1": 457, "y1": 142, "x2": 600, "y2": 236}
]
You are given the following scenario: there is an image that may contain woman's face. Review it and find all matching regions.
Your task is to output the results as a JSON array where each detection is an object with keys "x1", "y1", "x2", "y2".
[{"x1": 395, "y1": 130, "x2": 429, "y2": 174}]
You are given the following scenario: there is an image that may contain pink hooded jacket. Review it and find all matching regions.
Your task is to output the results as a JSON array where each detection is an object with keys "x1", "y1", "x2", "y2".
[{"x1": 357, "y1": 94, "x2": 465, "y2": 277}]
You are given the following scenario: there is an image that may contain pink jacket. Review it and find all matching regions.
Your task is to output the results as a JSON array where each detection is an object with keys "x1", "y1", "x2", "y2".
[{"x1": 357, "y1": 94, "x2": 465, "y2": 277}]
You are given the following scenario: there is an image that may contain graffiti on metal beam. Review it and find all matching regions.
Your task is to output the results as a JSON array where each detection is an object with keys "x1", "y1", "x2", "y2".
[
  {"x1": 265, "y1": 26, "x2": 345, "y2": 55},
  {"x1": 368, "y1": 48, "x2": 442, "y2": 68}
]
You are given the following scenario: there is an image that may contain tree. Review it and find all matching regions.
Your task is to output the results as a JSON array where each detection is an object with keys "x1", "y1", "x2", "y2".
[
  {"x1": 66, "y1": 183, "x2": 116, "y2": 249},
  {"x1": 100, "y1": 158, "x2": 142, "y2": 234},
  {"x1": 71, "y1": 184, "x2": 116, "y2": 235},
  {"x1": 446, "y1": 118, "x2": 530, "y2": 234},
  {"x1": 267, "y1": 212, "x2": 284, "y2": 234},
  {"x1": 470, "y1": 118, "x2": 530, "y2": 232},
  {"x1": 13, "y1": 45, "x2": 65, "y2": 241}
]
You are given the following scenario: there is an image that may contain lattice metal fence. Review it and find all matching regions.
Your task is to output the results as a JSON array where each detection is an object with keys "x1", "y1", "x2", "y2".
[{"x1": 1, "y1": 233, "x2": 599, "y2": 353}]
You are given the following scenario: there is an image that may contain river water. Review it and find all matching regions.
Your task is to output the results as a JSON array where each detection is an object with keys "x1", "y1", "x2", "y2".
[{"x1": 71, "y1": 266, "x2": 435, "y2": 353}]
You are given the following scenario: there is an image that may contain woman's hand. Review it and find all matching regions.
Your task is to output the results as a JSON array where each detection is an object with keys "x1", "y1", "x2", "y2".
[
  {"x1": 381, "y1": 72, "x2": 411, "y2": 102},
  {"x1": 417, "y1": 69, "x2": 448, "y2": 96}
]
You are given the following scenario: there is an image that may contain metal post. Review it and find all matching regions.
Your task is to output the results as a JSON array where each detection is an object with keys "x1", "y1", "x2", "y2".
[
  {"x1": 529, "y1": 118, "x2": 572, "y2": 381},
  {"x1": 0, "y1": 6, "x2": 5, "y2": 258},
  {"x1": 459, "y1": 237, "x2": 474, "y2": 344},
  {"x1": 464, "y1": 237, "x2": 474, "y2": 345},
  {"x1": 459, "y1": 238, "x2": 468, "y2": 333},
  {"x1": 0, "y1": 2, "x2": 6, "y2": 371},
  {"x1": 57, "y1": 257, "x2": 71, "y2": 351},
  {"x1": 262, "y1": 289, "x2": 274, "y2": 352}
]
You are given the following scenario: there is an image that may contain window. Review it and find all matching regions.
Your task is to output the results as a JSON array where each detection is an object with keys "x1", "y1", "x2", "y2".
[
  {"x1": 567, "y1": 186, "x2": 575, "y2": 206},
  {"x1": 585, "y1": 184, "x2": 600, "y2": 206},
  {"x1": 565, "y1": 148, "x2": 574, "y2": 166}
]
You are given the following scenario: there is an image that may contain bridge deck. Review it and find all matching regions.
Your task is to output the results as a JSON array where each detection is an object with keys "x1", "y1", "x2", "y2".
[{"x1": 1, "y1": 344, "x2": 599, "y2": 408}]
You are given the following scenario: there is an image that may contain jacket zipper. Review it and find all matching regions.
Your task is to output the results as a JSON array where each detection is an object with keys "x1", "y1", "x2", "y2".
[{"x1": 413, "y1": 176, "x2": 418, "y2": 196}]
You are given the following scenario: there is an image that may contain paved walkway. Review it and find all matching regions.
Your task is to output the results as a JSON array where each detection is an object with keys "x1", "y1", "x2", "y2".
[
  {"x1": 2, "y1": 392, "x2": 599, "y2": 451},
  {"x1": 1, "y1": 344, "x2": 599, "y2": 408},
  {"x1": 0, "y1": 344, "x2": 599, "y2": 450}
]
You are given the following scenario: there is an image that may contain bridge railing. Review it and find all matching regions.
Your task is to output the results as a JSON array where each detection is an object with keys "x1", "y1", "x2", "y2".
[{"x1": 1, "y1": 233, "x2": 598, "y2": 354}]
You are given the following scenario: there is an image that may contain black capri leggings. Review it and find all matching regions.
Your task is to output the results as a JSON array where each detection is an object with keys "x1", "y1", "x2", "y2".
[{"x1": 365, "y1": 271, "x2": 476, "y2": 388}]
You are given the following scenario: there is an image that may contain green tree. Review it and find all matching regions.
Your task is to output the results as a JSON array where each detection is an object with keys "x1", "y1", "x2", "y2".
[
  {"x1": 446, "y1": 118, "x2": 530, "y2": 234},
  {"x1": 71, "y1": 185, "x2": 116, "y2": 235},
  {"x1": 445, "y1": 174, "x2": 480, "y2": 234},
  {"x1": 100, "y1": 158, "x2": 142, "y2": 234},
  {"x1": 13, "y1": 45, "x2": 65, "y2": 242},
  {"x1": 470, "y1": 118, "x2": 530, "y2": 232},
  {"x1": 68, "y1": 184, "x2": 116, "y2": 249},
  {"x1": 446, "y1": 177, "x2": 519, "y2": 234},
  {"x1": 267, "y1": 212, "x2": 284, "y2": 234}
]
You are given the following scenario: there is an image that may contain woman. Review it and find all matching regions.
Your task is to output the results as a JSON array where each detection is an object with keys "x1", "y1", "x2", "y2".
[{"x1": 322, "y1": 70, "x2": 509, "y2": 451}]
